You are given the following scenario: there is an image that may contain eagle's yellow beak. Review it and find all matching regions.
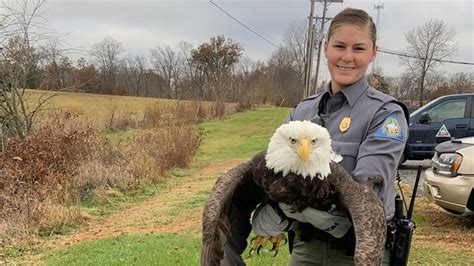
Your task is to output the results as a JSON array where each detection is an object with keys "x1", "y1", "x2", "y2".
[{"x1": 298, "y1": 138, "x2": 310, "y2": 162}]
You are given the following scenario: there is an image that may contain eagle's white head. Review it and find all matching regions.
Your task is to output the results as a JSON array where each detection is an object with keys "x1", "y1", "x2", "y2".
[{"x1": 265, "y1": 120, "x2": 342, "y2": 180}]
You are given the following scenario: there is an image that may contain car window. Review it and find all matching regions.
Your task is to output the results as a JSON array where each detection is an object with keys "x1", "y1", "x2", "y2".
[{"x1": 426, "y1": 99, "x2": 466, "y2": 122}]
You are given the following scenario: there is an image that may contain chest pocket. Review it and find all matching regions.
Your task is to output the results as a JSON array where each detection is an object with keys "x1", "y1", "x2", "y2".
[{"x1": 332, "y1": 141, "x2": 359, "y2": 173}]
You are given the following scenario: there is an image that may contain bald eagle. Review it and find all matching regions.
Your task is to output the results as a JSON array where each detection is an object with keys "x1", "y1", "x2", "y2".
[{"x1": 201, "y1": 121, "x2": 386, "y2": 265}]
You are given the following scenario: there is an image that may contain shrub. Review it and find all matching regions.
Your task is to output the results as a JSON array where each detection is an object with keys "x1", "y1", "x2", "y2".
[
  {"x1": 0, "y1": 103, "x2": 205, "y2": 243},
  {"x1": 126, "y1": 125, "x2": 203, "y2": 180},
  {"x1": 107, "y1": 109, "x2": 139, "y2": 131},
  {"x1": 0, "y1": 113, "x2": 103, "y2": 239}
]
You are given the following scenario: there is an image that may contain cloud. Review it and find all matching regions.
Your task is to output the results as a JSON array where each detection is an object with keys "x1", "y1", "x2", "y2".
[{"x1": 42, "y1": 0, "x2": 472, "y2": 76}]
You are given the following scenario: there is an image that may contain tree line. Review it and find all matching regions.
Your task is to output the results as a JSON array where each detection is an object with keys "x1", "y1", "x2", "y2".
[{"x1": 1, "y1": 0, "x2": 473, "y2": 139}]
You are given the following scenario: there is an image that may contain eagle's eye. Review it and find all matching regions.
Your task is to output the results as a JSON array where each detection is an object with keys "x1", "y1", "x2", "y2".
[
  {"x1": 289, "y1": 137, "x2": 297, "y2": 144},
  {"x1": 311, "y1": 139, "x2": 317, "y2": 145}
]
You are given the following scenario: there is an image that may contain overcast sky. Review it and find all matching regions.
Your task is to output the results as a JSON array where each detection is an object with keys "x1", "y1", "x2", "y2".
[{"x1": 44, "y1": 0, "x2": 473, "y2": 80}]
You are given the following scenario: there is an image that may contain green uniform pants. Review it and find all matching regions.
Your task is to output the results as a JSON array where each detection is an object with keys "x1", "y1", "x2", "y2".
[{"x1": 288, "y1": 237, "x2": 391, "y2": 266}]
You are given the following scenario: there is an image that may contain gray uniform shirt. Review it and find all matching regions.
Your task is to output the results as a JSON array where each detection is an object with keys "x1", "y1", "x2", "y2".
[{"x1": 287, "y1": 77, "x2": 409, "y2": 219}]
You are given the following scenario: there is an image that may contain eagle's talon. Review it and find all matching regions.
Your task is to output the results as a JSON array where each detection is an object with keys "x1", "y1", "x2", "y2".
[
  {"x1": 248, "y1": 234, "x2": 286, "y2": 257},
  {"x1": 272, "y1": 248, "x2": 279, "y2": 257},
  {"x1": 256, "y1": 245, "x2": 263, "y2": 255},
  {"x1": 270, "y1": 243, "x2": 276, "y2": 251}
]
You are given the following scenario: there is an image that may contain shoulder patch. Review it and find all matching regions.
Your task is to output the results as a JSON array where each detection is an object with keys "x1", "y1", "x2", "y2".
[{"x1": 374, "y1": 114, "x2": 404, "y2": 142}]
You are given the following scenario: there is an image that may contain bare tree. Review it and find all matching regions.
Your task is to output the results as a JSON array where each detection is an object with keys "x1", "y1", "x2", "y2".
[
  {"x1": 0, "y1": 0, "x2": 55, "y2": 141},
  {"x1": 400, "y1": 19, "x2": 457, "y2": 105},
  {"x1": 150, "y1": 45, "x2": 184, "y2": 99},
  {"x1": 282, "y1": 20, "x2": 307, "y2": 80},
  {"x1": 178, "y1": 41, "x2": 206, "y2": 100},
  {"x1": 449, "y1": 72, "x2": 472, "y2": 93},
  {"x1": 121, "y1": 53, "x2": 147, "y2": 96},
  {"x1": 425, "y1": 70, "x2": 447, "y2": 94},
  {"x1": 90, "y1": 36, "x2": 123, "y2": 94},
  {"x1": 234, "y1": 57, "x2": 272, "y2": 106},
  {"x1": 368, "y1": 66, "x2": 390, "y2": 94},
  {"x1": 38, "y1": 38, "x2": 74, "y2": 90},
  {"x1": 391, "y1": 72, "x2": 418, "y2": 106},
  {"x1": 1, "y1": 0, "x2": 48, "y2": 45},
  {"x1": 267, "y1": 46, "x2": 303, "y2": 106},
  {"x1": 177, "y1": 41, "x2": 194, "y2": 78}
]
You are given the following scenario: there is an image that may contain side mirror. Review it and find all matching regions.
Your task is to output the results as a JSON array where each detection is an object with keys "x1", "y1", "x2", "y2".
[{"x1": 418, "y1": 112, "x2": 431, "y2": 124}]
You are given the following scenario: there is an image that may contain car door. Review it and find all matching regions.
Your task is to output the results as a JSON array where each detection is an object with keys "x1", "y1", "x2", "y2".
[{"x1": 410, "y1": 96, "x2": 470, "y2": 157}]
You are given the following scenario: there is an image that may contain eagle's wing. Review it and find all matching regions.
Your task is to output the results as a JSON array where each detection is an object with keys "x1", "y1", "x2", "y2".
[
  {"x1": 201, "y1": 153, "x2": 265, "y2": 266},
  {"x1": 329, "y1": 162, "x2": 387, "y2": 266}
]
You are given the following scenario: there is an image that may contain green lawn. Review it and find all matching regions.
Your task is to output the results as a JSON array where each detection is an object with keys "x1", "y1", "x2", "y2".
[
  {"x1": 47, "y1": 233, "x2": 202, "y2": 266},
  {"x1": 196, "y1": 106, "x2": 291, "y2": 164}
]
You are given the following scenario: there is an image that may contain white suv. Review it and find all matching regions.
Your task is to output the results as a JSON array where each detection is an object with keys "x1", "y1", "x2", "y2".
[{"x1": 423, "y1": 137, "x2": 474, "y2": 214}]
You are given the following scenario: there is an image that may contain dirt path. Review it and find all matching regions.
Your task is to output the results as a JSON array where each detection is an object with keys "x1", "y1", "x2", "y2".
[{"x1": 25, "y1": 159, "x2": 246, "y2": 263}]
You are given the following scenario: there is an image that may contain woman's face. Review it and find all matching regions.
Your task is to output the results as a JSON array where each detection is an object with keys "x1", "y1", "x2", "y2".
[{"x1": 324, "y1": 24, "x2": 377, "y2": 93}]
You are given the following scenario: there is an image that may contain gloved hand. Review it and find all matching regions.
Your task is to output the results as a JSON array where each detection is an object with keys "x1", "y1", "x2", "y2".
[
  {"x1": 251, "y1": 203, "x2": 292, "y2": 237},
  {"x1": 279, "y1": 203, "x2": 352, "y2": 238}
]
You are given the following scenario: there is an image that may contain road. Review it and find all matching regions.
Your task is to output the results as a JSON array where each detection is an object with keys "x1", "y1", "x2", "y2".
[{"x1": 397, "y1": 159, "x2": 432, "y2": 197}]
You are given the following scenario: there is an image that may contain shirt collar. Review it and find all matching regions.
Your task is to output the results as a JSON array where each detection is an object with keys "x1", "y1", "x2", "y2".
[{"x1": 322, "y1": 76, "x2": 369, "y2": 107}]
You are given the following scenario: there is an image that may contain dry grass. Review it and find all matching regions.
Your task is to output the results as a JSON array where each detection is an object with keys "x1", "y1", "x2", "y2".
[
  {"x1": 26, "y1": 90, "x2": 239, "y2": 128},
  {"x1": 398, "y1": 183, "x2": 474, "y2": 256},
  {"x1": 107, "y1": 100, "x2": 220, "y2": 131},
  {"x1": 0, "y1": 99, "x2": 218, "y2": 245},
  {"x1": 0, "y1": 113, "x2": 106, "y2": 240}
]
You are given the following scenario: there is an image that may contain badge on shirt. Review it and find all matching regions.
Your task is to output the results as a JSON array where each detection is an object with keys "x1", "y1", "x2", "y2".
[
  {"x1": 339, "y1": 117, "x2": 351, "y2": 133},
  {"x1": 374, "y1": 114, "x2": 404, "y2": 142},
  {"x1": 435, "y1": 124, "x2": 451, "y2": 138}
]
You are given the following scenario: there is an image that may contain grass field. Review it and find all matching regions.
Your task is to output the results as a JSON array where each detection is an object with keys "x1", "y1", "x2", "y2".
[
  {"x1": 26, "y1": 90, "x2": 226, "y2": 127},
  {"x1": 3, "y1": 93, "x2": 473, "y2": 265},
  {"x1": 27, "y1": 90, "x2": 170, "y2": 123}
]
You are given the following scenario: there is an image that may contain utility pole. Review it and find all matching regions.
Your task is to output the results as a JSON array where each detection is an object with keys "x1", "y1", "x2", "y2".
[
  {"x1": 303, "y1": 0, "x2": 343, "y2": 98},
  {"x1": 372, "y1": 3, "x2": 383, "y2": 74},
  {"x1": 313, "y1": 0, "x2": 329, "y2": 95},
  {"x1": 303, "y1": 0, "x2": 316, "y2": 99}
]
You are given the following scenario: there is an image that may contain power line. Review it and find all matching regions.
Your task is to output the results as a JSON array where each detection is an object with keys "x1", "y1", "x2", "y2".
[
  {"x1": 209, "y1": 0, "x2": 278, "y2": 48},
  {"x1": 378, "y1": 48, "x2": 474, "y2": 65},
  {"x1": 208, "y1": 1, "x2": 472, "y2": 66}
]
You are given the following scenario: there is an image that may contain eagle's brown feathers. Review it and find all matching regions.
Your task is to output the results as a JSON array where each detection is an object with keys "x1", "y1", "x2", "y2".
[
  {"x1": 202, "y1": 120, "x2": 385, "y2": 265},
  {"x1": 201, "y1": 151, "x2": 386, "y2": 266}
]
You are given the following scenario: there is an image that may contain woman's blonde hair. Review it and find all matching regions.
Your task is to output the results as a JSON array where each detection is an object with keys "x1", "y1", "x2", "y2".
[{"x1": 327, "y1": 7, "x2": 377, "y2": 45}]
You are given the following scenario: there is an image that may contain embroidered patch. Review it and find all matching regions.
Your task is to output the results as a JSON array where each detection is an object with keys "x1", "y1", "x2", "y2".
[
  {"x1": 435, "y1": 124, "x2": 451, "y2": 138},
  {"x1": 374, "y1": 114, "x2": 404, "y2": 142}
]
